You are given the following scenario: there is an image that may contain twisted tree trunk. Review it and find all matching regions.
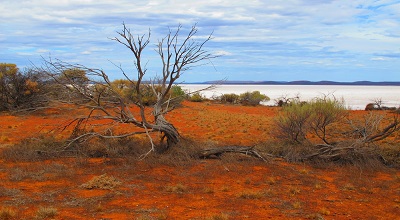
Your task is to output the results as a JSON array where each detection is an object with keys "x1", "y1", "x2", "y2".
[{"x1": 152, "y1": 101, "x2": 179, "y2": 149}]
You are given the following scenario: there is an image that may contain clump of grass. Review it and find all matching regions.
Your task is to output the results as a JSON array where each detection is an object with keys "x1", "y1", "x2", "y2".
[
  {"x1": 0, "y1": 136, "x2": 10, "y2": 142},
  {"x1": 292, "y1": 201, "x2": 302, "y2": 209},
  {"x1": 220, "y1": 186, "x2": 230, "y2": 192},
  {"x1": 299, "y1": 168, "x2": 309, "y2": 174},
  {"x1": 207, "y1": 212, "x2": 230, "y2": 220},
  {"x1": 289, "y1": 187, "x2": 301, "y2": 196},
  {"x1": 203, "y1": 187, "x2": 215, "y2": 194},
  {"x1": 0, "y1": 207, "x2": 16, "y2": 220},
  {"x1": 1, "y1": 136, "x2": 65, "y2": 162},
  {"x1": 0, "y1": 187, "x2": 21, "y2": 197},
  {"x1": 237, "y1": 190, "x2": 271, "y2": 199},
  {"x1": 35, "y1": 206, "x2": 57, "y2": 219},
  {"x1": 306, "y1": 213, "x2": 324, "y2": 220},
  {"x1": 342, "y1": 183, "x2": 356, "y2": 191},
  {"x1": 266, "y1": 176, "x2": 277, "y2": 185},
  {"x1": 165, "y1": 183, "x2": 188, "y2": 194},
  {"x1": 314, "y1": 182, "x2": 323, "y2": 189},
  {"x1": 319, "y1": 207, "x2": 330, "y2": 215},
  {"x1": 81, "y1": 174, "x2": 121, "y2": 190},
  {"x1": 95, "y1": 203, "x2": 103, "y2": 212}
]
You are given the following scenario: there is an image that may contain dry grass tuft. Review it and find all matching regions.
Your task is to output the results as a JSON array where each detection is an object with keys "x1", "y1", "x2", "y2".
[
  {"x1": 342, "y1": 183, "x2": 356, "y2": 191},
  {"x1": 35, "y1": 206, "x2": 57, "y2": 219},
  {"x1": 207, "y1": 212, "x2": 230, "y2": 220},
  {"x1": 289, "y1": 187, "x2": 301, "y2": 196},
  {"x1": 0, "y1": 207, "x2": 16, "y2": 220},
  {"x1": 81, "y1": 174, "x2": 121, "y2": 190},
  {"x1": 237, "y1": 189, "x2": 271, "y2": 199},
  {"x1": 319, "y1": 207, "x2": 330, "y2": 215},
  {"x1": 292, "y1": 201, "x2": 302, "y2": 209},
  {"x1": 165, "y1": 183, "x2": 188, "y2": 194}
]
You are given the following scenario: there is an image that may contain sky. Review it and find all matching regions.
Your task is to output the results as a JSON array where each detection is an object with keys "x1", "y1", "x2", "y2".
[{"x1": 1, "y1": 0, "x2": 400, "y2": 82}]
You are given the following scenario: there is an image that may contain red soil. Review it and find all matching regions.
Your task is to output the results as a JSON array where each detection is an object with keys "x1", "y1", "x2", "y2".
[{"x1": 0, "y1": 101, "x2": 399, "y2": 219}]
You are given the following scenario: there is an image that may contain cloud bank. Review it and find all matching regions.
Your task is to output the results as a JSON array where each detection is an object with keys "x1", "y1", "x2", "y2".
[{"x1": 1, "y1": 0, "x2": 399, "y2": 82}]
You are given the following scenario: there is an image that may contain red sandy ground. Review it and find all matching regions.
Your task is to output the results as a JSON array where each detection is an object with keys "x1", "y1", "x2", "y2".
[{"x1": 0, "y1": 101, "x2": 399, "y2": 219}]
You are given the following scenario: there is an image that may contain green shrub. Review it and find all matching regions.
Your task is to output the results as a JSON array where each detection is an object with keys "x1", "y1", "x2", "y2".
[
  {"x1": 274, "y1": 100, "x2": 312, "y2": 143},
  {"x1": 189, "y1": 92, "x2": 205, "y2": 102},
  {"x1": 169, "y1": 85, "x2": 187, "y2": 105},
  {"x1": 219, "y1": 93, "x2": 240, "y2": 104},
  {"x1": 308, "y1": 97, "x2": 347, "y2": 145},
  {"x1": 239, "y1": 91, "x2": 269, "y2": 106},
  {"x1": 274, "y1": 97, "x2": 346, "y2": 144}
]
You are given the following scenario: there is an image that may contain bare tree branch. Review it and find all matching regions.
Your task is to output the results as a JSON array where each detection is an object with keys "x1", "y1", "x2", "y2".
[{"x1": 38, "y1": 23, "x2": 217, "y2": 158}]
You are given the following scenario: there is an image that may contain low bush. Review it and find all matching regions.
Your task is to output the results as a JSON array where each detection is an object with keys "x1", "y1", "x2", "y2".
[
  {"x1": 379, "y1": 144, "x2": 400, "y2": 167},
  {"x1": 274, "y1": 97, "x2": 346, "y2": 145},
  {"x1": 239, "y1": 91, "x2": 270, "y2": 106},
  {"x1": 0, "y1": 135, "x2": 148, "y2": 162},
  {"x1": 0, "y1": 64, "x2": 50, "y2": 112},
  {"x1": 271, "y1": 96, "x2": 400, "y2": 167},
  {"x1": 81, "y1": 174, "x2": 121, "y2": 190},
  {"x1": 1, "y1": 136, "x2": 65, "y2": 162},
  {"x1": 215, "y1": 91, "x2": 269, "y2": 106},
  {"x1": 274, "y1": 100, "x2": 312, "y2": 144},
  {"x1": 218, "y1": 93, "x2": 240, "y2": 104},
  {"x1": 189, "y1": 92, "x2": 205, "y2": 102}
]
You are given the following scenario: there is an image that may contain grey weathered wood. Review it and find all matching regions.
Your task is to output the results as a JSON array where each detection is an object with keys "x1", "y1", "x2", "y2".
[{"x1": 199, "y1": 146, "x2": 268, "y2": 162}]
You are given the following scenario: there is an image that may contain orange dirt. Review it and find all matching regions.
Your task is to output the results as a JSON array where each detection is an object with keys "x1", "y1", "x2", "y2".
[{"x1": 0, "y1": 101, "x2": 399, "y2": 219}]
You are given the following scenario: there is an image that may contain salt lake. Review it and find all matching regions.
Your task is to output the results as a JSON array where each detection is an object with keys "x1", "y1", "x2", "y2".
[{"x1": 181, "y1": 84, "x2": 400, "y2": 110}]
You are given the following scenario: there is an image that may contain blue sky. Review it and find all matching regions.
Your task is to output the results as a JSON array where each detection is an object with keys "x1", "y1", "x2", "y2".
[{"x1": 1, "y1": 0, "x2": 400, "y2": 82}]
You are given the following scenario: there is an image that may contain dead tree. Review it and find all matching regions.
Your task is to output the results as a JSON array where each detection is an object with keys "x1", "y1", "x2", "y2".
[{"x1": 40, "y1": 23, "x2": 217, "y2": 157}]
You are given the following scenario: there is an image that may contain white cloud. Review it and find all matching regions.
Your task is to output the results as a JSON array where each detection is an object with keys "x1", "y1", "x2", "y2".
[
  {"x1": 214, "y1": 50, "x2": 233, "y2": 56},
  {"x1": 36, "y1": 49, "x2": 50, "y2": 53},
  {"x1": 370, "y1": 57, "x2": 389, "y2": 61},
  {"x1": 1, "y1": 0, "x2": 399, "y2": 81}
]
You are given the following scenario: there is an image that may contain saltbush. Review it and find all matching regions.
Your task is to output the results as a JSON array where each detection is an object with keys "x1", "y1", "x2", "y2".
[
  {"x1": 189, "y1": 92, "x2": 205, "y2": 102},
  {"x1": 215, "y1": 91, "x2": 269, "y2": 106},
  {"x1": 274, "y1": 100, "x2": 312, "y2": 143},
  {"x1": 239, "y1": 91, "x2": 270, "y2": 106},
  {"x1": 274, "y1": 97, "x2": 346, "y2": 144},
  {"x1": 219, "y1": 93, "x2": 240, "y2": 104}
]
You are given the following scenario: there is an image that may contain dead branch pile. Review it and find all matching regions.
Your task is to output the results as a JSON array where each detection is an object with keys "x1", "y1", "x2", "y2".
[{"x1": 198, "y1": 146, "x2": 268, "y2": 162}]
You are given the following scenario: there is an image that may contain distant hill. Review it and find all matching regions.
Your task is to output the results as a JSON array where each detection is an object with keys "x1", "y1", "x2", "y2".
[{"x1": 197, "y1": 80, "x2": 400, "y2": 86}]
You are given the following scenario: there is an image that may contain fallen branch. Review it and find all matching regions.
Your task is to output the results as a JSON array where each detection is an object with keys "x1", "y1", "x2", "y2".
[{"x1": 198, "y1": 146, "x2": 269, "y2": 162}]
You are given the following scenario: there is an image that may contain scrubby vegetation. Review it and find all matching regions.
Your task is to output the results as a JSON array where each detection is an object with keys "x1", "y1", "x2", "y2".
[
  {"x1": 0, "y1": 98, "x2": 399, "y2": 219},
  {"x1": 1, "y1": 24, "x2": 399, "y2": 219},
  {"x1": 0, "y1": 63, "x2": 50, "y2": 112},
  {"x1": 213, "y1": 91, "x2": 269, "y2": 106},
  {"x1": 271, "y1": 96, "x2": 399, "y2": 167}
]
